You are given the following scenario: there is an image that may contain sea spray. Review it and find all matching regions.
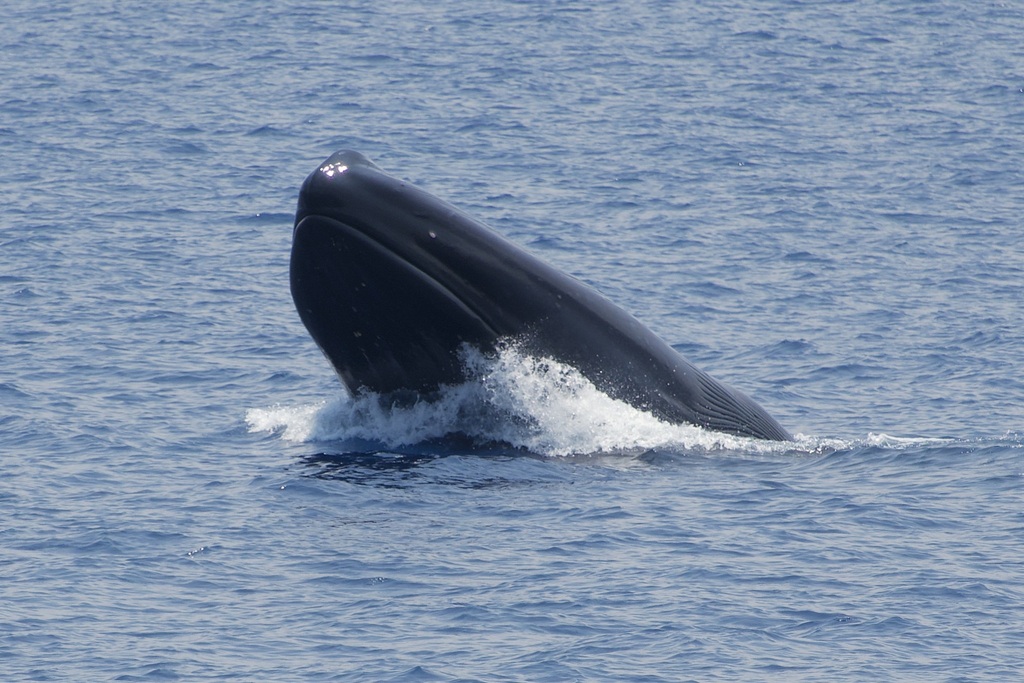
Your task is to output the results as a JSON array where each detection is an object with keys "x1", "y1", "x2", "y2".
[{"x1": 249, "y1": 344, "x2": 839, "y2": 456}]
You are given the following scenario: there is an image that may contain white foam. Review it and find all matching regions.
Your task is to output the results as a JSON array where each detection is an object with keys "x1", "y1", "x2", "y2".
[
  {"x1": 458, "y1": 344, "x2": 759, "y2": 456},
  {"x1": 245, "y1": 401, "x2": 326, "y2": 442},
  {"x1": 247, "y1": 345, "x2": 821, "y2": 457},
  {"x1": 863, "y1": 432, "x2": 957, "y2": 449}
]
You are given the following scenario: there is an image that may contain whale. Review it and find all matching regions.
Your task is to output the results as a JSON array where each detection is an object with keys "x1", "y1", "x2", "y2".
[{"x1": 290, "y1": 150, "x2": 792, "y2": 441}]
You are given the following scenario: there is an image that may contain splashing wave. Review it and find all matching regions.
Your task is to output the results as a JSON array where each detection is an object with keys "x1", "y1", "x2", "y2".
[{"x1": 249, "y1": 345, "x2": 845, "y2": 457}]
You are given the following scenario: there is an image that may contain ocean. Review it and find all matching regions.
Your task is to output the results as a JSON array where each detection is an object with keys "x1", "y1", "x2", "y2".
[{"x1": 2, "y1": 1, "x2": 1022, "y2": 680}]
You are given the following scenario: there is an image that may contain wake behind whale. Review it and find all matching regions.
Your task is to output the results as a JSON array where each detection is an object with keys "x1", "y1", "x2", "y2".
[{"x1": 288, "y1": 150, "x2": 792, "y2": 443}]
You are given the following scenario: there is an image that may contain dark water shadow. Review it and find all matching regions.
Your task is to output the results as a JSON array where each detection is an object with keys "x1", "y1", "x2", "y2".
[
  {"x1": 294, "y1": 433, "x2": 550, "y2": 488},
  {"x1": 290, "y1": 431, "x2": 884, "y2": 488}
]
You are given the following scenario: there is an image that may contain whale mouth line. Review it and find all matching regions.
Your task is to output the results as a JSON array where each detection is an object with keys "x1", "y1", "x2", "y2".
[{"x1": 298, "y1": 212, "x2": 500, "y2": 340}]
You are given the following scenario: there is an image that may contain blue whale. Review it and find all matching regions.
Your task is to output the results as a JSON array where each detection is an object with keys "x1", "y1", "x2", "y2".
[{"x1": 290, "y1": 150, "x2": 792, "y2": 441}]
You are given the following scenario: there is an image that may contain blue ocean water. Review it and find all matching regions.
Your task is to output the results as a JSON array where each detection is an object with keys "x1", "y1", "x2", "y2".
[{"x1": 2, "y1": 0, "x2": 1023, "y2": 680}]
